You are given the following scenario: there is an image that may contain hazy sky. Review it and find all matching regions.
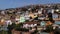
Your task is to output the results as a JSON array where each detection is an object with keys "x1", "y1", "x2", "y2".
[{"x1": 0, "y1": 0, "x2": 60, "y2": 9}]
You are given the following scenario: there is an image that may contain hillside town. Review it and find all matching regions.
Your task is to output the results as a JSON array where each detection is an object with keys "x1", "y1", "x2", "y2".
[{"x1": 0, "y1": 3, "x2": 60, "y2": 34}]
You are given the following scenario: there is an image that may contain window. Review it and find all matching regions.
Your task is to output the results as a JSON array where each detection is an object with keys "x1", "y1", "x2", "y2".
[{"x1": 52, "y1": 14, "x2": 58, "y2": 19}]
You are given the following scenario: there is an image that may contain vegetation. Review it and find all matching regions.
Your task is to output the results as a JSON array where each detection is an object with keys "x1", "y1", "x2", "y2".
[{"x1": 46, "y1": 25, "x2": 53, "y2": 32}]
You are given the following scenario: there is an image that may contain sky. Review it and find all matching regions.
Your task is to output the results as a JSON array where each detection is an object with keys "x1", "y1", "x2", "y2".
[{"x1": 0, "y1": 0, "x2": 60, "y2": 9}]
